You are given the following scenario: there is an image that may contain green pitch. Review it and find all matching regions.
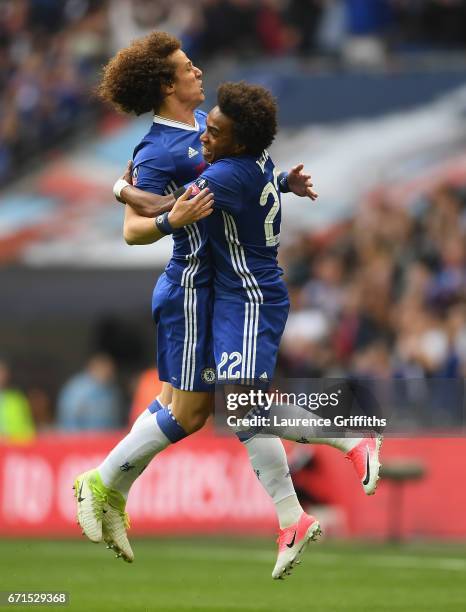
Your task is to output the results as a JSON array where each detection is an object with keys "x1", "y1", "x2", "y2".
[{"x1": 1, "y1": 538, "x2": 466, "y2": 612}]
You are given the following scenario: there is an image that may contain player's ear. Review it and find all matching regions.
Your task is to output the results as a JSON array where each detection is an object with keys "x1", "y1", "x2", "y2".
[{"x1": 161, "y1": 79, "x2": 175, "y2": 96}]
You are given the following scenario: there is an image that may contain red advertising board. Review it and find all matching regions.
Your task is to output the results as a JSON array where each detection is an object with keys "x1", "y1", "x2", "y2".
[{"x1": 1, "y1": 431, "x2": 465, "y2": 539}]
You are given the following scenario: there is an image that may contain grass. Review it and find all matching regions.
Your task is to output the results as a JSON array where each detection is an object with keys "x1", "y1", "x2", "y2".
[{"x1": 1, "y1": 537, "x2": 466, "y2": 611}]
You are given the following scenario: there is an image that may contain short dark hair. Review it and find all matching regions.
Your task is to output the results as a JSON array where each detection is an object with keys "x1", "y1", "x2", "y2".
[
  {"x1": 98, "y1": 31, "x2": 181, "y2": 115},
  {"x1": 217, "y1": 82, "x2": 278, "y2": 156}
]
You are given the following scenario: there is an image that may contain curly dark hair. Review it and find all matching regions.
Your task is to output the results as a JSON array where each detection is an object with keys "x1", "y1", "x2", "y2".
[
  {"x1": 217, "y1": 82, "x2": 278, "y2": 156},
  {"x1": 98, "y1": 32, "x2": 180, "y2": 115}
]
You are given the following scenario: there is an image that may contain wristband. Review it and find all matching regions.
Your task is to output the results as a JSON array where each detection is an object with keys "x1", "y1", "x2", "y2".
[
  {"x1": 155, "y1": 211, "x2": 174, "y2": 235},
  {"x1": 277, "y1": 172, "x2": 291, "y2": 193},
  {"x1": 173, "y1": 186, "x2": 187, "y2": 199},
  {"x1": 113, "y1": 178, "x2": 130, "y2": 199}
]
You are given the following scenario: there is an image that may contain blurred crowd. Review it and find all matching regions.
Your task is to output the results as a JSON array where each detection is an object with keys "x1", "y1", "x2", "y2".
[
  {"x1": 0, "y1": 354, "x2": 125, "y2": 441},
  {"x1": 0, "y1": 0, "x2": 108, "y2": 181},
  {"x1": 186, "y1": 0, "x2": 466, "y2": 62},
  {"x1": 280, "y1": 181, "x2": 466, "y2": 385},
  {"x1": 2, "y1": 0, "x2": 466, "y2": 181},
  {"x1": 106, "y1": 0, "x2": 466, "y2": 60}
]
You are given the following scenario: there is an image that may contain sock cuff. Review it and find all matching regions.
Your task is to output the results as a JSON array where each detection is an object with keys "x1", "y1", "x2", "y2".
[
  {"x1": 156, "y1": 407, "x2": 188, "y2": 443},
  {"x1": 240, "y1": 406, "x2": 267, "y2": 438},
  {"x1": 148, "y1": 398, "x2": 164, "y2": 414},
  {"x1": 236, "y1": 431, "x2": 256, "y2": 443}
]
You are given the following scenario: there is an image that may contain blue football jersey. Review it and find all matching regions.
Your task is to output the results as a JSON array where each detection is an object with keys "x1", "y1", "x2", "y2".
[
  {"x1": 132, "y1": 110, "x2": 211, "y2": 287},
  {"x1": 198, "y1": 150, "x2": 288, "y2": 303}
]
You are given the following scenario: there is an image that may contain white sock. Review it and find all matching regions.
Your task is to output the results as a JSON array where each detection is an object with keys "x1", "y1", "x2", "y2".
[
  {"x1": 131, "y1": 396, "x2": 165, "y2": 433},
  {"x1": 130, "y1": 409, "x2": 152, "y2": 433},
  {"x1": 98, "y1": 413, "x2": 171, "y2": 499},
  {"x1": 276, "y1": 495, "x2": 305, "y2": 530},
  {"x1": 256, "y1": 404, "x2": 361, "y2": 453},
  {"x1": 243, "y1": 436, "x2": 303, "y2": 529}
]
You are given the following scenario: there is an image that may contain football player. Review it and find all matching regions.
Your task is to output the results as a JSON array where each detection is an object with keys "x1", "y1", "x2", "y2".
[{"x1": 109, "y1": 81, "x2": 382, "y2": 578}]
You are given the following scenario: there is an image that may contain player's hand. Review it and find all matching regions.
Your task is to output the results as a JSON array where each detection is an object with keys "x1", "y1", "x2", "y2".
[
  {"x1": 168, "y1": 186, "x2": 214, "y2": 229},
  {"x1": 116, "y1": 160, "x2": 173, "y2": 218},
  {"x1": 287, "y1": 164, "x2": 318, "y2": 201}
]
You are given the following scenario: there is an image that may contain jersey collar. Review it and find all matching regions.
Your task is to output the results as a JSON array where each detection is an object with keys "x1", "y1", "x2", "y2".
[{"x1": 153, "y1": 114, "x2": 199, "y2": 132}]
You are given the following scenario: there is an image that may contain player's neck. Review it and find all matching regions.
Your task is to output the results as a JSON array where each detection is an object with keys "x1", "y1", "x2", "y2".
[{"x1": 155, "y1": 99, "x2": 197, "y2": 127}]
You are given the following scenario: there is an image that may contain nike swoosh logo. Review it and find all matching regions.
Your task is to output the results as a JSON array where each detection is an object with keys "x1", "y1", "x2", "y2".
[
  {"x1": 286, "y1": 531, "x2": 297, "y2": 548},
  {"x1": 362, "y1": 448, "x2": 371, "y2": 486},
  {"x1": 77, "y1": 481, "x2": 85, "y2": 503}
]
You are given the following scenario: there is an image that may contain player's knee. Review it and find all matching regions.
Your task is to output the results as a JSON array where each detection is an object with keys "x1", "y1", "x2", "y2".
[
  {"x1": 171, "y1": 390, "x2": 212, "y2": 433},
  {"x1": 171, "y1": 405, "x2": 209, "y2": 434},
  {"x1": 184, "y1": 409, "x2": 210, "y2": 433}
]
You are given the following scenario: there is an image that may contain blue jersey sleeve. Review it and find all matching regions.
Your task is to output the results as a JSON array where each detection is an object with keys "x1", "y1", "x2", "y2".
[
  {"x1": 193, "y1": 160, "x2": 243, "y2": 214},
  {"x1": 132, "y1": 147, "x2": 176, "y2": 195}
]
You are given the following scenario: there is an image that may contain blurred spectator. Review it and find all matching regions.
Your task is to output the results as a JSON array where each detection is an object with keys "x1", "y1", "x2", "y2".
[
  {"x1": 257, "y1": 0, "x2": 290, "y2": 56},
  {"x1": 316, "y1": 0, "x2": 347, "y2": 56},
  {"x1": 0, "y1": 359, "x2": 35, "y2": 443},
  {"x1": 284, "y1": 0, "x2": 324, "y2": 56},
  {"x1": 301, "y1": 252, "x2": 346, "y2": 322},
  {"x1": 345, "y1": 0, "x2": 392, "y2": 36},
  {"x1": 108, "y1": 0, "x2": 200, "y2": 53},
  {"x1": 342, "y1": 0, "x2": 392, "y2": 67},
  {"x1": 57, "y1": 353, "x2": 123, "y2": 431}
]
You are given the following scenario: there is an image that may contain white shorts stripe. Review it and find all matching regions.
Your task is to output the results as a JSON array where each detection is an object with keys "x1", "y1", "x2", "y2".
[
  {"x1": 222, "y1": 211, "x2": 263, "y2": 382},
  {"x1": 241, "y1": 303, "x2": 249, "y2": 381},
  {"x1": 190, "y1": 287, "x2": 198, "y2": 389},
  {"x1": 179, "y1": 221, "x2": 203, "y2": 390},
  {"x1": 180, "y1": 286, "x2": 190, "y2": 390}
]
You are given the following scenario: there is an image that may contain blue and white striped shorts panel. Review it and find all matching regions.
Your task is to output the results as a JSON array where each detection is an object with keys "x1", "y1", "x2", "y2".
[
  {"x1": 213, "y1": 298, "x2": 289, "y2": 385},
  {"x1": 152, "y1": 273, "x2": 215, "y2": 392}
]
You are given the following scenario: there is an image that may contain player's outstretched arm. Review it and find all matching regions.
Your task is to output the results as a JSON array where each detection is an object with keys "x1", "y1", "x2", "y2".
[
  {"x1": 123, "y1": 186, "x2": 213, "y2": 245},
  {"x1": 113, "y1": 161, "x2": 176, "y2": 218},
  {"x1": 280, "y1": 164, "x2": 318, "y2": 201}
]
